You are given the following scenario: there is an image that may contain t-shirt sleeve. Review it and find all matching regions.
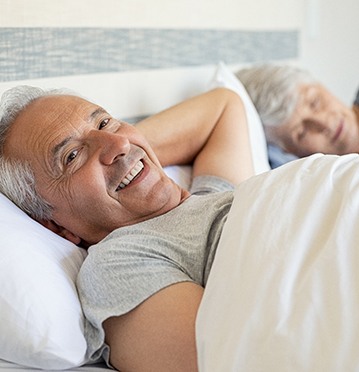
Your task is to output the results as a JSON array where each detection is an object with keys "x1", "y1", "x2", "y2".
[
  {"x1": 77, "y1": 231, "x2": 194, "y2": 362},
  {"x1": 190, "y1": 175, "x2": 234, "y2": 195}
]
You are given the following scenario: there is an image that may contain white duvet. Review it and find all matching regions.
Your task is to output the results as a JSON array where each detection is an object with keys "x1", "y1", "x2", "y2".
[{"x1": 196, "y1": 154, "x2": 359, "y2": 372}]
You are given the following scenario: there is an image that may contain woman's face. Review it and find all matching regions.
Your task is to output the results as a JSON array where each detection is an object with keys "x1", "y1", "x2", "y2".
[{"x1": 265, "y1": 84, "x2": 359, "y2": 157}]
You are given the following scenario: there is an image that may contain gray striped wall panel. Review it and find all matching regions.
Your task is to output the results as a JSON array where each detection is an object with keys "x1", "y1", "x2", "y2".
[{"x1": 0, "y1": 28, "x2": 299, "y2": 82}]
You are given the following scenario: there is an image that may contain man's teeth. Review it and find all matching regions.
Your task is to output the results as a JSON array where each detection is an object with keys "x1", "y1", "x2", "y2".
[{"x1": 118, "y1": 161, "x2": 144, "y2": 190}]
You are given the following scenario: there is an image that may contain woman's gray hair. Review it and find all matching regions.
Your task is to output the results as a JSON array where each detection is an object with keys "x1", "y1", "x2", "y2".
[
  {"x1": 0, "y1": 85, "x2": 69, "y2": 220},
  {"x1": 236, "y1": 64, "x2": 316, "y2": 127}
]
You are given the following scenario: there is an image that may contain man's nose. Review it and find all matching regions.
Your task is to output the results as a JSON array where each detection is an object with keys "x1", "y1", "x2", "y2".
[{"x1": 89, "y1": 130, "x2": 131, "y2": 165}]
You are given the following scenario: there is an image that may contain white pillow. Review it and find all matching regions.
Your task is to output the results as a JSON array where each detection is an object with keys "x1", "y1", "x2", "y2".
[
  {"x1": 0, "y1": 193, "x2": 88, "y2": 369},
  {"x1": 209, "y1": 62, "x2": 270, "y2": 175},
  {"x1": 164, "y1": 164, "x2": 192, "y2": 190}
]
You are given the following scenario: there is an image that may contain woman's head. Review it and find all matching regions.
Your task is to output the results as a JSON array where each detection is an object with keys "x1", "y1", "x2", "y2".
[
  {"x1": 237, "y1": 64, "x2": 359, "y2": 157},
  {"x1": 236, "y1": 64, "x2": 316, "y2": 128}
]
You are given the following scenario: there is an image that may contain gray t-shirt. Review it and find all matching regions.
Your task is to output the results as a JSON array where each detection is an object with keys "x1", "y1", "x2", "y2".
[{"x1": 77, "y1": 175, "x2": 234, "y2": 363}]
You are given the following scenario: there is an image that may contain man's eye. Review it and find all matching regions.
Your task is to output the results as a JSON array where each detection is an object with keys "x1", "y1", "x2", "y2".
[
  {"x1": 99, "y1": 118, "x2": 110, "y2": 129},
  {"x1": 66, "y1": 149, "x2": 78, "y2": 165}
]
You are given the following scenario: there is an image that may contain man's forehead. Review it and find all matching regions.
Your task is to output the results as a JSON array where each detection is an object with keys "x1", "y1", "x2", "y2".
[
  {"x1": 20, "y1": 95, "x2": 104, "y2": 133},
  {"x1": 4, "y1": 95, "x2": 100, "y2": 157},
  {"x1": 35, "y1": 95, "x2": 97, "y2": 118},
  {"x1": 11, "y1": 95, "x2": 89, "y2": 126}
]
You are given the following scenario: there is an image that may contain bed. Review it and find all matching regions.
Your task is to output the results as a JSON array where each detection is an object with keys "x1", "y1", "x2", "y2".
[{"x1": 6, "y1": 4, "x2": 356, "y2": 370}]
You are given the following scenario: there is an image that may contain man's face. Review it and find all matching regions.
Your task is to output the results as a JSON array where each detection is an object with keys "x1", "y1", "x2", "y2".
[
  {"x1": 265, "y1": 84, "x2": 359, "y2": 157},
  {"x1": 4, "y1": 95, "x2": 187, "y2": 245}
]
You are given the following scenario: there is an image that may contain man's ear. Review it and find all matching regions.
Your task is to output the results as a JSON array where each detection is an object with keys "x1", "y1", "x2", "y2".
[{"x1": 40, "y1": 219, "x2": 82, "y2": 245}]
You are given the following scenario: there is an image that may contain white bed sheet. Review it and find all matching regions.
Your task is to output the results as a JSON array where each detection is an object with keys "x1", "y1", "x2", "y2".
[
  {"x1": 0, "y1": 359, "x2": 108, "y2": 371},
  {"x1": 197, "y1": 154, "x2": 359, "y2": 371}
]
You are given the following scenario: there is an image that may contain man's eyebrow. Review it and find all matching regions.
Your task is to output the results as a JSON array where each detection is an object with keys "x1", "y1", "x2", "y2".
[
  {"x1": 52, "y1": 136, "x2": 73, "y2": 169},
  {"x1": 88, "y1": 107, "x2": 107, "y2": 122}
]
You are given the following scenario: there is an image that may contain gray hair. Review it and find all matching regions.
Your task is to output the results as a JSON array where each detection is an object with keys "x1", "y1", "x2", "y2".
[
  {"x1": 236, "y1": 64, "x2": 316, "y2": 127},
  {"x1": 0, "y1": 85, "x2": 69, "y2": 220}
]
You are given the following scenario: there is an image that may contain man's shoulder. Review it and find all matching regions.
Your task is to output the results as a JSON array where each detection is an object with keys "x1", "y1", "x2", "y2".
[{"x1": 190, "y1": 175, "x2": 235, "y2": 195}]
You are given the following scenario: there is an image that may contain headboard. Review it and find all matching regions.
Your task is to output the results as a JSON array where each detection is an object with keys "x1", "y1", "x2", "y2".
[{"x1": 0, "y1": 0, "x2": 300, "y2": 120}]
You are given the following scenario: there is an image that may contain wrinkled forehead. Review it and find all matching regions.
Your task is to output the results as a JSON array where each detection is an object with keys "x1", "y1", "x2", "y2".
[
  {"x1": 297, "y1": 82, "x2": 334, "y2": 102},
  {"x1": 3, "y1": 95, "x2": 97, "y2": 160}
]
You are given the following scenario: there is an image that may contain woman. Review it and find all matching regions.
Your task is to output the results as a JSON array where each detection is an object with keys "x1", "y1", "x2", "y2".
[{"x1": 236, "y1": 64, "x2": 359, "y2": 167}]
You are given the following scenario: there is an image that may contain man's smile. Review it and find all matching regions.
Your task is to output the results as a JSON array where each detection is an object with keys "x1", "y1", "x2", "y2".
[{"x1": 116, "y1": 160, "x2": 144, "y2": 191}]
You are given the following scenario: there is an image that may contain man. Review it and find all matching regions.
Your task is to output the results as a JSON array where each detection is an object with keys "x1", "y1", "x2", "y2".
[{"x1": 0, "y1": 86, "x2": 253, "y2": 371}]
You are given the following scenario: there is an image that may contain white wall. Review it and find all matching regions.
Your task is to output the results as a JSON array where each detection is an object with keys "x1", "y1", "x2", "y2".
[
  {"x1": 0, "y1": 0, "x2": 302, "y2": 29},
  {"x1": 301, "y1": 0, "x2": 359, "y2": 104}
]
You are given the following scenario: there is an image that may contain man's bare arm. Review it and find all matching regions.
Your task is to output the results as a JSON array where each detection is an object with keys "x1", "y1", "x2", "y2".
[
  {"x1": 136, "y1": 88, "x2": 254, "y2": 185},
  {"x1": 103, "y1": 282, "x2": 203, "y2": 372}
]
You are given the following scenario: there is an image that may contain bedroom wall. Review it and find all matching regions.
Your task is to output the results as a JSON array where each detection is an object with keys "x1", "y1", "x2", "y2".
[
  {"x1": 301, "y1": 0, "x2": 359, "y2": 105},
  {"x1": 0, "y1": 0, "x2": 301, "y2": 29}
]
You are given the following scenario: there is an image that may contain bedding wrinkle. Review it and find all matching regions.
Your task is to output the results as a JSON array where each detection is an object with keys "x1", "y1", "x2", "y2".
[
  {"x1": 197, "y1": 154, "x2": 359, "y2": 371},
  {"x1": 273, "y1": 154, "x2": 359, "y2": 365}
]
